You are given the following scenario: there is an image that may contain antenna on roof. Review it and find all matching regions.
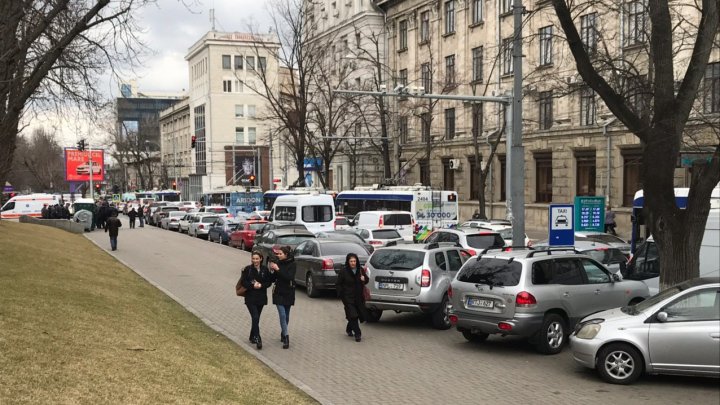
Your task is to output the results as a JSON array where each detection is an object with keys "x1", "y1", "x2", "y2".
[{"x1": 209, "y1": 8, "x2": 216, "y2": 31}]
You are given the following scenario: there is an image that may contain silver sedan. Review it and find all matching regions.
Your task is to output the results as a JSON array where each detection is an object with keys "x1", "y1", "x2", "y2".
[{"x1": 570, "y1": 277, "x2": 720, "y2": 384}]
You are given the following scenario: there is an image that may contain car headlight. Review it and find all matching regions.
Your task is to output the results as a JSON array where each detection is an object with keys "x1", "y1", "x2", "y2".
[{"x1": 574, "y1": 318, "x2": 604, "y2": 340}]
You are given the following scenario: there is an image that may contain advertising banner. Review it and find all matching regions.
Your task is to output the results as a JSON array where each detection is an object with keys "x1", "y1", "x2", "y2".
[{"x1": 64, "y1": 148, "x2": 104, "y2": 182}]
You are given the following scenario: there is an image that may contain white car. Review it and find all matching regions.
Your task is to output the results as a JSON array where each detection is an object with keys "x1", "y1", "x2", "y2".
[
  {"x1": 188, "y1": 215, "x2": 219, "y2": 238},
  {"x1": 467, "y1": 223, "x2": 531, "y2": 247},
  {"x1": 76, "y1": 161, "x2": 102, "y2": 175},
  {"x1": 178, "y1": 213, "x2": 195, "y2": 234},
  {"x1": 422, "y1": 228, "x2": 505, "y2": 256},
  {"x1": 160, "y1": 211, "x2": 186, "y2": 230}
]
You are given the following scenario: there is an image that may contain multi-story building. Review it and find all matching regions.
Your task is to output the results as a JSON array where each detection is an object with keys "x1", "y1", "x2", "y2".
[
  {"x1": 185, "y1": 31, "x2": 281, "y2": 200},
  {"x1": 159, "y1": 97, "x2": 191, "y2": 199}
]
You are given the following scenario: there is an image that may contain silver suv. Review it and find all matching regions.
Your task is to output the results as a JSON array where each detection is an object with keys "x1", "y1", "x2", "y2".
[
  {"x1": 448, "y1": 248, "x2": 649, "y2": 354},
  {"x1": 365, "y1": 242, "x2": 472, "y2": 329}
]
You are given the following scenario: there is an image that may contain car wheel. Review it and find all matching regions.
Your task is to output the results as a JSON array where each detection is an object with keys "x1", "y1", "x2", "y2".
[
  {"x1": 366, "y1": 308, "x2": 382, "y2": 323},
  {"x1": 240, "y1": 240, "x2": 246, "y2": 251},
  {"x1": 306, "y1": 273, "x2": 320, "y2": 298},
  {"x1": 462, "y1": 330, "x2": 489, "y2": 343},
  {"x1": 534, "y1": 313, "x2": 566, "y2": 354},
  {"x1": 596, "y1": 343, "x2": 644, "y2": 385},
  {"x1": 431, "y1": 295, "x2": 452, "y2": 330}
]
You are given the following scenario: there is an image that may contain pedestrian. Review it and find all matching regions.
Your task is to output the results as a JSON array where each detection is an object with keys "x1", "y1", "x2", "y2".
[
  {"x1": 128, "y1": 207, "x2": 137, "y2": 229},
  {"x1": 138, "y1": 205, "x2": 145, "y2": 227},
  {"x1": 471, "y1": 209, "x2": 482, "y2": 220},
  {"x1": 41, "y1": 204, "x2": 49, "y2": 219},
  {"x1": 105, "y1": 211, "x2": 122, "y2": 251},
  {"x1": 605, "y1": 206, "x2": 617, "y2": 235},
  {"x1": 63, "y1": 203, "x2": 71, "y2": 219},
  {"x1": 268, "y1": 245, "x2": 296, "y2": 349},
  {"x1": 335, "y1": 253, "x2": 369, "y2": 342},
  {"x1": 240, "y1": 251, "x2": 274, "y2": 350}
]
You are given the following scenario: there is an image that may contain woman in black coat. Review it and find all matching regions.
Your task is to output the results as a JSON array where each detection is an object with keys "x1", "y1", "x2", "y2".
[
  {"x1": 335, "y1": 253, "x2": 369, "y2": 342},
  {"x1": 269, "y1": 245, "x2": 296, "y2": 349},
  {"x1": 241, "y1": 251, "x2": 273, "y2": 350}
]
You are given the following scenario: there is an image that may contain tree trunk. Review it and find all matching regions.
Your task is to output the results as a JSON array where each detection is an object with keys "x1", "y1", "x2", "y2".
[
  {"x1": 378, "y1": 97, "x2": 391, "y2": 180},
  {"x1": 0, "y1": 117, "x2": 20, "y2": 202},
  {"x1": 476, "y1": 170, "x2": 489, "y2": 220}
]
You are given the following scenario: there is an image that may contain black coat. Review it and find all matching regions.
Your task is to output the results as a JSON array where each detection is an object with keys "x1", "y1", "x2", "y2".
[
  {"x1": 241, "y1": 264, "x2": 273, "y2": 306},
  {"x1": 336, "y1": 266, "x2": 369, "y2": 321},
  {"x1": 105, "y1": 217, "x2": 122, "y2": 237},
  {"x1": 272, "y1": 258, "x2": 296, "y2": 306},
  {"x1": 128, "y1": 209, "x2": 137, "y2": 220}
]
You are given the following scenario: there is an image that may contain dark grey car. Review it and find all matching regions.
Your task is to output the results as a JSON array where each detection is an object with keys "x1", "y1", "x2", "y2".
[
  {"x1": 253, "y1": 228, "x2": 316, "y2": 265},
  {"x1": 293, "y1": 239, "x2": 370, "y2": 297}
]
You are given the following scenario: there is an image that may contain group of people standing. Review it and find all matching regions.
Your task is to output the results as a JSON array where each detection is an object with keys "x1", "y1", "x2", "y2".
[
  {"x1": 41, "y1": 203, "x2": 71, "y2": 219},
  {"x1": 239, "y1": 248, "x2": 369, "y2": 350},
  {"x1": 126, "y1": 205, "x2": 145, "y2": 229}
]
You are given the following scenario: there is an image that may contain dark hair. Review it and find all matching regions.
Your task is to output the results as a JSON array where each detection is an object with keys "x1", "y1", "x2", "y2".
[
  {"x1": 251, "y1": 250, "x2": 264, "y2": 259},
  {"x1": 345, "y1": 253, "x2": 360, "y2": 269}
]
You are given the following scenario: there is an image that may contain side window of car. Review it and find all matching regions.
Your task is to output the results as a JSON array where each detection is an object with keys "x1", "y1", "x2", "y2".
[
  {"x1": 662, "y1": 289, "x2": 720, "y2": 322},
  {"x1": 550, "y1": 259, "x2": 584, "y2": 285},
  {"x1": 265, "y1": 232, "x2": 275, "y2": 244},
  {"x1": 532, "y1": 260, "x2": 553, "y2": 285},
  {"x1": 425, "y1": 232, "x2": 440, "y2": 243},
  {"x1": 580, "y1": 259, "x2": 610, "y2": 284},
  {"x1": 295, "y1": 241, "x2": 308, "y2": 255},
  {"x1": 447, "y1": 250, "x2": 463, "y2": 272},
  {"x1": 446, "y1": 233, "x2": 460, "y2": 244},
  {"x1": 434, "y1": 252, "x2": 448, "y2": 271}
]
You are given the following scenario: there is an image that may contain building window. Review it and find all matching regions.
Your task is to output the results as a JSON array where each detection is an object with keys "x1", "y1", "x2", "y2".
[
  {"x1": 626, "y1": 0, "x2": 647, "y2": 46},
  {"x1": 627, "y1": 75, "x2": 647, "y2": 115},
  {"x1": 235, "y1": 105, "x2": 244, "y2": 118},
  {"x1": 498, "y1": 154, "x2": 506, "y2": 201},
  {"x1": 223, "y1": 80, "x2": 232, "y2": 93},
  {"x1": 356, "y1": 32, "x2": 361, "y2": 48},
  {"x1": 445, "y1": 108, "x2": 455, "y2": 140},
  {"x1": 419, "y1": 159, "x2": 430, "y2": 186},
  {"x1": 535, "y1": 152, "x2": 553, "y2": 203},
  {"x1": 399, "y1": 20, "x2": 408, "y2": 50},
  {"x1": 580, "y1": 13, "x2": 598, "y2": 55},
  {"x1": 246, "y1": 56, "x2": 255, "y2": 70},
  {"x1": 500, "y1": 0, "x2": 512, "y2": 15},
  {"x1": 420, "y1": 11, "x2": 430, "y2": 42},
  {"x1": 580, "y1": 87, "x2": 596, "y2": 126},
  {"x1": 443, "y1": 159, "x2": 455, "y2": 190},
  {"x1": 421, "y1": 62, "x2": 432, "y2": 93},
  {"x1": 538, "y1": 91, "x2": 553, "y2": 130},
  {"x1": 704, "y1": 62, "x2": 720, "y2": 113},
  {"x1": 469, "y1": 158, "x2": 482, "y2": 200},
  {"x1": 234, "y1": 80, "x2": 243, "y2": 93},
  {"x1": 471, "y1": 0, "x2": 483, "y2": 24},
  {"x1": 234, "y1": 55, "x2": 244, "y2": 70},
  {"x1": 445, "y1": 0, "x2": 455, "y2": 34},
  {"x1": 398, "y1": 116, "x2": 408, "y2": 144},
  {"x1": 539, "y1": 26, "x2": 553, "y2": 66},
  {"x1": 472, "y1": 46, "x2": 483, "y2": 83},
  {"x1": 248, "y1": 127, "x2": 257, "y2": 145},
  {"x1": 471, "y1": 103, "x2": 483, "y2": 136},
  {"x1": 576, "y1": 150, "x2": 596, "y2": 196},
  {"x1": 398, "y1": 69, "x2": 408, "y2": 87},
  {"x1": 622, "y1": 149, "x2": 642, "y2": 206},
  {"x1": 247, "y1": 105, "x2": 256, "y2": 118},
  {"x1": 222, "y1": 55, "x2": 231, "y2": 69},
  {"x1": 194, "y1": 104, "x2": 206, "y2": 175},
  {"x1": 259, "y1": 57, "x2": 267, "y2": 73},
  {"x1": 421, "y1": 112, "x2": 431, "y2": 143},
  {"x1": 502, "y1": 37, "x2": 513, "y2": 75},
  {"x1": 445, "y1": 54, "x2": 455, "y2": 86},
  {"x1": 235, "y1": 127, "x2": 245, "y2": 144}
]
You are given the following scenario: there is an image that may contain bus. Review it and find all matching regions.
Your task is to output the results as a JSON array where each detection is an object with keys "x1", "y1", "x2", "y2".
[
  {"x1": 135, "y1": 190, "x2": 181, "y2": 204},
  {"x1": 336, "y1": 185, "x2": 459, "y2": 240},
  {"x1": 262, "y1": 187, "x2": 336, "y2": 210},
  {"x1": 631, "y1": 185, "x2": 720, "y2": 252},
  {"x1": 203, "y1": 187, "x2": 263, "y2": 217}
]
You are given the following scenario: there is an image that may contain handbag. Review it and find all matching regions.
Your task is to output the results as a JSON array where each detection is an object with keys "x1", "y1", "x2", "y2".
[
  {"x1": 361, "y1": 269, "x2": 371, "y2": 301},
  {"x1": 236, "y1": 273, "x2": 247, "y2": 297}
]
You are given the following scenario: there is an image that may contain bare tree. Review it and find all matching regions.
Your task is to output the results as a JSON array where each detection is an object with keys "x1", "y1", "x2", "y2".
[
  {"x1": 18, "y1": 128, "x2": 68, "y2": 192},
  {"x1": 552, "y1": 0, "x2": 720, "y2": 287}
]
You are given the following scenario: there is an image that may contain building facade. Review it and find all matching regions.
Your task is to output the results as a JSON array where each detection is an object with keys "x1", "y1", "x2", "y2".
[{"x1": 159, "y1": 97, "x2": 192, "y2": 199}]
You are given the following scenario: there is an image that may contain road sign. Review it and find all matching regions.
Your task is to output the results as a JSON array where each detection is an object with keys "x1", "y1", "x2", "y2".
[
  {"x1": 549, "y1": 204, "x2": 575, "y2": 246},
  {"x1": 574, "y1": 196, "x2": 606, "y2": 232}
]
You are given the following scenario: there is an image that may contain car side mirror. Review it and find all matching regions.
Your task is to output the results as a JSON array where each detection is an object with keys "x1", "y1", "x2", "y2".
[
  {"x1": 612, "y1": 273, "x2": 621, "y2": 282},
  {"x1": 656, "y1": 311, "x2": 668, "y2": 323}
]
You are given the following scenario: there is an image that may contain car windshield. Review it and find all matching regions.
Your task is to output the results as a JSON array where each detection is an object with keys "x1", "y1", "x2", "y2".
[
  {"x1": 369, "y1": 250, "x2": 425, "y2": 271},
  {"x1": 622, "y1": 285, "x2": 683, "y2": 315},
  {"x1": 465, "y1": 234, "x2": 505, "y2": 249},
  {"x1": 383, "y1": 214, "x2": 412, "y2": 226},
  {"x1": 372, "y1": 229, "x2": 402, "y2": 239},
  {"x1": 456, "y1": 258, "x2": 522, "y2": 287},
  {"x1": 249, "y1": 223, "x2": 266, "y2": 231},
  {"x1": 277, "y1": 235, "x2": 315, "y2": 245},
  {"x1": 321, "y1": 242, "x2": 368, "y2": 256}
]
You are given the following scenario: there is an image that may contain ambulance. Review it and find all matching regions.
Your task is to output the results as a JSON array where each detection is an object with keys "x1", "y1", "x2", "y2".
[{"x1": 0, "y1": 193, "x2": 62, "y2": 219}]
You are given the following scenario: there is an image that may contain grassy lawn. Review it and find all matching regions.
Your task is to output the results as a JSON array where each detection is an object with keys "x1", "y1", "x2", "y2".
[{"x1": 0, "y1": 221, "x2": 316, "y2": 404}]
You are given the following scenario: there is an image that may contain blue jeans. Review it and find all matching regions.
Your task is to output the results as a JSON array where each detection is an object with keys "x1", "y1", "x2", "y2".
[
  {"x1": 109, "y1": 236, "x2": 117, "y2": 251},
  {"x1": 276, "y1": 305, "x2": 291, "y2": 337}
]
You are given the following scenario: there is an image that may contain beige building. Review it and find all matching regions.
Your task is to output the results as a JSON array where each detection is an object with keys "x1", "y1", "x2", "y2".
[
  {"x1": 185, "y1": 31, "x2": 281, "y2": 200},
  {"x1": 159, "y1": 97, "x2": 192, "y2": 199}
]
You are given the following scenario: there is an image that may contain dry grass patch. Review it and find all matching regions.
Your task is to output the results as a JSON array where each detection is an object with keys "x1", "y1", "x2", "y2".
[{"x1": 0, "y1": 221, "x2": 316, "y2": 404}]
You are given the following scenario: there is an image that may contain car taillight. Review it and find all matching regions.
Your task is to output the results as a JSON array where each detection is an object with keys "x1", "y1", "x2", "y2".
[
  {"x1": 378, "y1": 215, "x2": 384, "y2": 228},
  {"x1": 466, "y1": 248, "x2": 476, "y2": 256},
  {"x1": 198, "y1": 224, "x2": 204, "y2": 229},
  {"x1": 420, "y1": 269, "x2": 431, "y2": 287},
  {"x1": 369, "y1": 240, "x2": 383, "y2": 245},
  {"x1": 448, "y1": 285, "x2": 453, "y2": 298},
  {"x1": 322, "y1": 258, "x2": 334, "y2": 271},
  {"x1": 333, "y1": 219, "x2": 337, "y2": 230},
  {"x1": 449, "y1": 314, "x2": 458, "y2": 325},
  {"x1": 515, "y1": 291, "x2": 537, "y2": 307},
  {"x1": 498, "y1": 322, "x2": 513, "y2": 331}
]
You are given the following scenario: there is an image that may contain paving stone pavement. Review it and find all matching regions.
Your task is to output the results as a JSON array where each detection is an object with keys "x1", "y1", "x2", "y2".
[{"x1": 85, "y1": 218, "x2": 720, "y2": 405}]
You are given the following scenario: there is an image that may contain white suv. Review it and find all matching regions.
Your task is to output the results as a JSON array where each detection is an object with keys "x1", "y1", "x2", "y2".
[{"x1": 353, "y1": 211, "x2": 415, "y2": 242}]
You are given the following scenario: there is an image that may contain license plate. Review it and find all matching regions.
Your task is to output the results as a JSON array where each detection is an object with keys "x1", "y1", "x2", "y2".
[
  {"x1": 378, "y1": 282, "x2": 404, "y2": 290},
  {"x1": 467, "y1": 297, "x2": 494, "y2": 309}
]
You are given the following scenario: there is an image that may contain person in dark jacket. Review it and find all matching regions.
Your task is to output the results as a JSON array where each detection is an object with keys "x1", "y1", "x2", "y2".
[
  {"x1": 41, "y1": 204, "x2": 49, "y2": 219},
  {"x1": 269, "y1": 245, "x2": 296, "y2": 349},
  {"x1": 241, "y1": 251, "x2": 274, "y2": 350},
  {"x1": 336, "y1": 253, "x2": 369, "y2": 342},
  {"x1": 105, "y1": 211, "x2": 122, "y2": 251},
  {"x1": 128, "y1": 207, "x2": 137, "y2": 228},
  {"x1": 138, "y1": 205, "x2": 145, "y2": 227}
]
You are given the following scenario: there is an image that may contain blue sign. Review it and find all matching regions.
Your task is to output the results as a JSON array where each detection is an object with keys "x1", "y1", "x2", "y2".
[
  {"x1": 549, "y1": 204, "x2": 575, "y2": 246},
  {"x1": 574, "y1": 196, "x2": 606, "y2": 232},
  {"x1": 303, "y1": 157, "x2": 323, "y2": 171}
]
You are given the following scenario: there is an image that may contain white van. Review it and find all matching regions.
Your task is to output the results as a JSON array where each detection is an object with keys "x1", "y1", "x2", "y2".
[
  {"x1": 353, "y1": 211, "x2": 415, "y2": 242},
  {"x1": 270, "y1": 194, "x2": 335, "y2": 234},
  {"x1": 1, "y1": 194, "x2": 62, "y2": 219}
]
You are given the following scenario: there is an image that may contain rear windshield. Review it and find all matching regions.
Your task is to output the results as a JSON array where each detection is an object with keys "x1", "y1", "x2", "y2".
[
  {"x1": 321, "y1": 243, "x2": 368, "y2": 256},
  {"x1": 249, "y1": 223, "x2": 266, "y2": 231},
  {"x1": 302, "y1": 205, "x2": 333, "y2": 223},
  {"x1": 207, "y1": 207, "x2": 228, "y2": 213},
  {"x1": 201, "y1": 217, "x2": 219, "y2": 223},
  {"x1": 372, "y1": 229, "x2": 402, "y2": 239},
  {"x1": 456, "y1": 258, "x2": 522, "y2": 286},
  {"x1": 465, "y1": 234, "x2": 505, "y2": 249},
  {"x1": 335, "y1": 217, "x2": 348, "y2": 225},
  {"x1": 277, "y1": 235, "x2": 315, "y2": 245},
  {"x1": 383, "y1": 214, "x2": 412, "y2": 226},
  {"x1": 369, "y1": 250, "x2": 425, "y2": 271}
]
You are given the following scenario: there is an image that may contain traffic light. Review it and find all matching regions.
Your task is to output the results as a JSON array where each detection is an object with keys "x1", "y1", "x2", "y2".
[
  {"x1": 191, "y1": 135, "x2": 196, "y2": 148},
  {"x1": 249, "y1": 175, "x2": 256, "y2": 186},
  {"x1": 95, "y1": 183, "x2": 101, "y2": 192},
  {"x1": 77, "y1": 139, "x2": 86, "y2": 151},
  {"x1": 172, "y1": 181, "x2": 177, "y2": 190}
]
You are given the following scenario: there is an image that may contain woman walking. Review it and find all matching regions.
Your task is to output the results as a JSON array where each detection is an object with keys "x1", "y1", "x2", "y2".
[
  {"x1": 269, "y1": 246, "x2": 296, "y2": 349},
  {"x1": 336, "y1": 253, "x2": 369, "y2": 342},
  {"x1": 241, "y1": 251, "x2": 273, "y2": 350}
]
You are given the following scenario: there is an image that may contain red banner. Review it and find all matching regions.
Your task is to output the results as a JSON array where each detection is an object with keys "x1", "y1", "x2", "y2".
[{"x1": 65, "y1": 148, "x2": 105, "y2": 182}]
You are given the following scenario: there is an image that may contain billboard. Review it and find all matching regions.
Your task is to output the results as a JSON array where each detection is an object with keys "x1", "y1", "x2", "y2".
[{"x1": 64, "y1": 148, "x2": 105, "y2": 182}]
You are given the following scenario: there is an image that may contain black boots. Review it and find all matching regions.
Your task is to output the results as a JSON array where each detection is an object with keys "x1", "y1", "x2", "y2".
[
  {"x1": 249, "y1": 335, "x2": 257, "y2": 344},
  {"x1": 256, "y1": 336, "x2": 262, "y2": 350},
  {"x1": 282, "y1": 335, "x2": 289, "y2": 349}
]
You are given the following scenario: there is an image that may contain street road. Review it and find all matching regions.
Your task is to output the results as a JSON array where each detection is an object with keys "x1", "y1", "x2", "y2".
[{"x1": 86, "y1": 219, "x2": 719, "y2": 405}]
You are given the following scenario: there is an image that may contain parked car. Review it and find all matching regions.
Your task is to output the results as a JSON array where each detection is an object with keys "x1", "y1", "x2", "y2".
[
  {"x1": 153, "y1": 205, "x2": 181, "y2": 226},
  {"x1": 293, "y1": 239, "x2": 371, "y2": 297},
  {"x1": 254, "y1": 223, "x2": 308, "y2": 245},
  {"x1": 533, "y1": 241, "x2": 628, "y2": 275},
  {"x1": 364, "y1": 242, "x2": 473, "y2": 329},
  {"x1": 570, "y1": 277, "x2": 720, "y2": 384},
  {"x1": 352, "y1": 228, "x2": 404, "y2": 248},
  {"x1": 229, "y1": 220, "x2": 268, "y2": 251},
  {"x1": 334, "y1": 216, "x2": 351, "y2": 230},
  {"x1": 459, "y1": 223, "x2": 531, "y2": 247},
  {"x1": 423, "y1": 229, "x2": 505, "y2": 256},
  {"x1": 248, "y1": 210, "x2": 271, "y2": 220},
  {"x1": 208, "y1": 217, "x2": 240, "y2": 244},
  {"x1": 198, "y1": 206, "x2": 230, "y2": 216},
  {"x1": 178, "y1": 213, "x2": 196, "y2": 234},
  {"x1": 146, "y1": 202, "x2": 169, "y2": 225},
  {"x1": 575, "y1": 231, "x2": 631, "y2": 256},
  {"x1": 188, "y1": 215, "x2": 219, "y2": 239},
  {"x1": 177, "y1": 201, "x2": 199, "y2": 211},
  {"x1": 353, "y1": 211, "x2": 415, "y2": 242},
  {"x1": 253, "y1": 228, "x2": 317, "y2": 265},
  {"x1": 448, "y1": 247, "x2": 650, "y2": 354},
  {"x1": 160, "y1": 210, "x2": 186, "y2": 231},
  {"x1": 316, "y1": 230, "x2": 374, "y2": 254}
]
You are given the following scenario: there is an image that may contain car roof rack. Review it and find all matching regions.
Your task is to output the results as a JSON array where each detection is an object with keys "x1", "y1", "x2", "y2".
[
  {"x1": 479, "y1": 245, "x2": 532, "y2": 255},
  {"x1": 526, "y1": 248, "x2": 581, "y2": 257},
  {"x1": 424, "y1": 242, "x2": 462, "y2": 250}
]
